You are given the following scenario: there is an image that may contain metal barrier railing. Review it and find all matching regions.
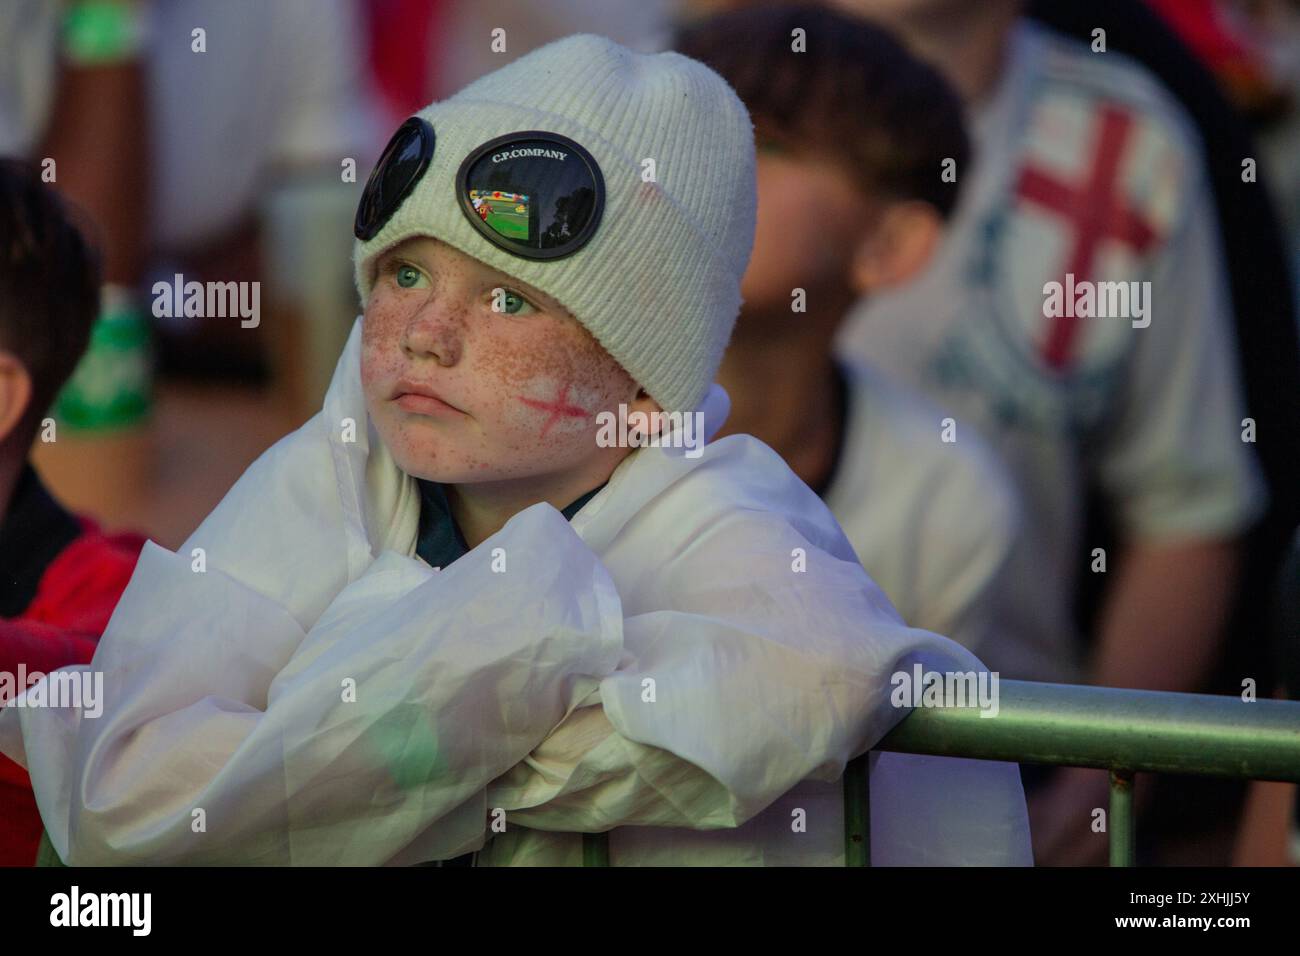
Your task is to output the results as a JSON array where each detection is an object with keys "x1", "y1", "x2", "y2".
[
  {"x1": 584, "y1": 680, "x2": 1300, "y2": 866},
  {"x1": 34, "y1": 680, "x2": 1300, "y2": 866}
]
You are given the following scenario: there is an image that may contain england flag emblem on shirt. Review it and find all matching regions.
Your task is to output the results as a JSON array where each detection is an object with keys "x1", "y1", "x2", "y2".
[{"x1": 953, "y1": 83, "x2": 1184, "y2": 432}]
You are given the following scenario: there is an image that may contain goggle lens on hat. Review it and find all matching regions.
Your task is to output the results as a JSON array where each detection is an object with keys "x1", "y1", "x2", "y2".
[
  {"x1": 354, "y1": 117, "x2": 435, "y2": 241},
  {"x1": 456, "y1": 131, "x2": 604, "y2": 260}
]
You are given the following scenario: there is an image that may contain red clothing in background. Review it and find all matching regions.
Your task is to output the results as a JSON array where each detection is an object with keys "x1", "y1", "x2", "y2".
[{"x1": 0, "y1": 464, "x2": 145, "y2": 865}]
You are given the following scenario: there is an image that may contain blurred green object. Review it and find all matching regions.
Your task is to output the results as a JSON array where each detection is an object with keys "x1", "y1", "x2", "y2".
[
  {"x1": 36, "y1": 830, "x2": 65, "y2": 867},
  {"x1": 52, "y1": 291, "x2": 153, "y2": 431},
  {"x1": 62, "y1": 0, "x2": 149, "y2": 67}
]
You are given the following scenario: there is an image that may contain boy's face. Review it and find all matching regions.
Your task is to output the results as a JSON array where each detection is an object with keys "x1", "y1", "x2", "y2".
[
  {"x1": 740, "y1": 142, "x2": 876, "y2": 314},
  {"x1": 0, "y1": 349, "x2": 33, "y2": 449},
  {"x1": 361, "y1": 236, "x2": 646, "y2": 485}
]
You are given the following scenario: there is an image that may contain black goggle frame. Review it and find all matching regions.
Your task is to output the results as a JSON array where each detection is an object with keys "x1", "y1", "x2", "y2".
[
  {"x1": 355, "y1": 120, "x2": 605, "y2": 263},
  {"x1": 354, "y1": 117, "x2": 436, "y2": 241}
]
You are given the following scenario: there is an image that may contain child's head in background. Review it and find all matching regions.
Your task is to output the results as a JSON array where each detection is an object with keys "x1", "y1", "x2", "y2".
[
  {"x1": 675, "y1": 3, "x2": 970, "y2": 343},
  {"x1": 351, "y1": 35, "x2": 756, "y2": 511},
  {"x1": 0, "y1": 159, "x2": 99, "y2": 495}
]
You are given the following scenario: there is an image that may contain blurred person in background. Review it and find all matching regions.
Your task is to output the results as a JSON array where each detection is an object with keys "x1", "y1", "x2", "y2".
[
  {"x1": 786, "y1": 0, "x2": 1271, "y2": 865},
  {"x1": 360, "y1": 0, "x2": 677, "y2": 135},
  {"x1": 0, "y1": 0, "x2": 381, "y2": 545},
  {"x1": 1027, "y1": 0, "x2": 1300, "y2": 868},
  {"x1": 676, "y1": 6, "x2": 1027, "y2": 673},
  {"x1": 0, "y1": 0, "x2": 153, "y2": 525},
  {"x1": 142, "y1": 0, "x2": 378, "y2": 400},
  {"x1": 1145, "y1": 0, "x2": 1298, "y2": 119},
  {"x1": 1141, "y1": 0, "x2": 1300, "y2": 303},
  {"x1": 0, "y1": 159, "x2": 147, "y2": 866},
  {"x1": 420, "y1": 0, "x2": 675, "y2": 99}
]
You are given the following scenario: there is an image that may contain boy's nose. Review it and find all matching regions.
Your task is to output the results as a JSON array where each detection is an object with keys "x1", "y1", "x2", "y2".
[{"x1": 402, "y1": 303, "x2": 464, "y2": 366}]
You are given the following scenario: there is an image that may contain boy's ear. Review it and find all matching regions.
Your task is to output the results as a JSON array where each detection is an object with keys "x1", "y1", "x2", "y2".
[
  {"x1": 848, "y1": 200, "x2": 944, "y2": 296},
  {"x1": 0, "y1": 351, "x2": 33, "y2": 446},
  {"x1": 630, "y1": 386, "x2": 665, "y2": 437}
]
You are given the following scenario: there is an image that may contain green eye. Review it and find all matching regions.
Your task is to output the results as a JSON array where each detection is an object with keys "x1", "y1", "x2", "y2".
[
  {"x1": 495, "y1": 288, "x2": 535, "y2": 316},
  {"x1": 396, "y1": 264, "x2": 424, "y2": 288}
]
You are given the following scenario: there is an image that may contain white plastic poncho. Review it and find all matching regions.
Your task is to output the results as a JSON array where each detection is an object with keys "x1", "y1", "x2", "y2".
[{"x1": 0, "y1": 318, "x2": 1031, "y2": 865}]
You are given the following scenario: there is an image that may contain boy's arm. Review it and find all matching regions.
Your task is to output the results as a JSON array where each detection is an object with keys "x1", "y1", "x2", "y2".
[
  {"x1": 1088, "y1": 538, "x2": 1241, "y2": 692},
  {"x1": 1029, "y1": 153, "x2": 1263, "y2": 866},
  {"x1": 1090, "y1": 160, "x2": 1265, "y2": 696},
  {"x1": 485, "y1": 690, "x2": 737, "y2": 831},
  {"x1": 487, "y1": 507, "x2": 1029, "y2": 857},
  {"x1": 488, "y1": 617, "x2": 1021, "y2": 839},
  {"x1": 0, "y1": 528, "x2": 146, "y2": 687},
  {"x1": 2, "y1": 505, "x2": 622, "y2": 865}
]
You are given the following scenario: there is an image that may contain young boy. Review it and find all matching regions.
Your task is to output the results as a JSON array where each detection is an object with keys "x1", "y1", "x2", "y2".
[
  {"x1": 676, "y1": 6, "x2": 1025, "y2": 663},
  {"x1": 0, "y1": 159, "x2": 146, "y2": 865},
  {"x1": 1, "y1": 36, "x2": 1030, "y2": 866}
]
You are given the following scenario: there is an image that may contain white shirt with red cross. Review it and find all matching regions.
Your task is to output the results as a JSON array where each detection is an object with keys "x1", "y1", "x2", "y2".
[{"x1": 836, "y1": 19, "x2": 1266, "y2": 685}]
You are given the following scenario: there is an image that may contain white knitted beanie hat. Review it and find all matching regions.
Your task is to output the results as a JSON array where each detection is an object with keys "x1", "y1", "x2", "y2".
[{"x1": 352, "y1": 34, "x2": 756, "y2": 415}]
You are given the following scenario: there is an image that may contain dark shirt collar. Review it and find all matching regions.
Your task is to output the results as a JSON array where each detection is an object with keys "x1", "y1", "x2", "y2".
[
  {"x1": 0, "y1": 463, "x2": 83, "y2": 617},
  {"x1": 414, "y1": 479, "x2": 606, "y2": 571}
]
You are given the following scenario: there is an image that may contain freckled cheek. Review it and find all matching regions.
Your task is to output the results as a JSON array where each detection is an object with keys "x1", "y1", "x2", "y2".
[
  {"x1": 360, "y1": 346, "x2": 400, "y2": 415},
  {"x1": 565, "y1": 353, "x2": 636, "y2": 424},
  {"x1": 360, "y1": 342, "x2": 410, "y2": 455},
  {"x1": 360, "y1": 349, "x2": 380, "y2": 395},
  {"x1": 361, "y1": 309, "x2": 412, "y2": 393},
  {"x1": 362, "y1": 296, "x2": 409, "y2": 352}
]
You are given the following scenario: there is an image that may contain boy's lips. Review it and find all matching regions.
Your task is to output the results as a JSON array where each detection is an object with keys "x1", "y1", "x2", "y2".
[{"x1": 391, "y1": 378, "x2": 465, "y2": 417}]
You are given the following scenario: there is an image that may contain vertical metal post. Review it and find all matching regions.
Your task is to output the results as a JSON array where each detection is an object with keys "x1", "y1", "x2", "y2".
[
  {"x1": 844, "y1": 752, "x2": 871, "y2": 867},
  {"x1": 1109, "y1": 769, "x2": 1136, "y2": 867}
]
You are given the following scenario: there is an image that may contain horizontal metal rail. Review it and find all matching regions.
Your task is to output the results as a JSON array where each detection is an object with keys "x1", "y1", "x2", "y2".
[
  {"x1": 873, "y1": 680, "x2": 1300, "y2": 782},
  {"x1": 36, "y1": 681, "x2": 1300, "y2": 866},
  {"x1": 589, "y1": 680, "x2": 1300, "y2": 866},
  {"x1": 864, "y1": 680, "x2": 1300, "y2": 868}
]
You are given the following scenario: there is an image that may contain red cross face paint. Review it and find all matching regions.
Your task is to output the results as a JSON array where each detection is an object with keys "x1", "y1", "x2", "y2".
[
  {"x1": 514, "y1": 381, "x2": 592, "y2": 438},
  {"x1": 360, "y1": 236, "x2": 641, "y2": 486}
]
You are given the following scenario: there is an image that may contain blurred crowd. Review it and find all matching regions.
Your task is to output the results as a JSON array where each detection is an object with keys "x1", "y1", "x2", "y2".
[{"x1": 1, "y1": 0, "x2": 1299, "y2": 867}]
